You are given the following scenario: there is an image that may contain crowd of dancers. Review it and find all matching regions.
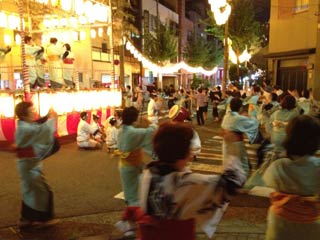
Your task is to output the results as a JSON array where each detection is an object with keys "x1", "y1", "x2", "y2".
[{"x1": 13, "y1": 79, "x2": 320, "y2": 239}]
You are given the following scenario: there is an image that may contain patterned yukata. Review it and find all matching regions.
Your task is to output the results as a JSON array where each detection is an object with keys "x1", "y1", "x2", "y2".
[
  {"x1": 139, "y1": 159, "x2": 246, "y2": 238},
  {"x1": 267, "y1": 108, "x2": 299, "y2": 152},
  {"x1": 62, "y1": 50, "x2": 75, "y2": 87},
  {"x1": 263, "y1": 156, "x2": 320, "y2": 240},
  {"x1": 15, "y1": 118, "x2": 56, "y2": 222},
  {"x1": 25, "y1": 44, "x2": 42, "y2": 87},
  {"x1": 221, "y1": 111, "x2": 259, "y2": 177},
  {"x1": 117, "y1": 124, "x2": 157, "y2": 206}
]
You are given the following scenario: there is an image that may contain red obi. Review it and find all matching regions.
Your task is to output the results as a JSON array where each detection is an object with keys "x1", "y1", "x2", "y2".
[
  {"x1": 63, "y1": 58, "x2": 74, "y2": 64},
  {"x1": 16, "y1": 146, "x2": 36, "y2": 158}
]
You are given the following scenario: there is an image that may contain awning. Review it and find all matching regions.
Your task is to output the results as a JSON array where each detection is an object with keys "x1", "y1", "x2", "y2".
[{"x1": 264, "y1": 48, "x2": 316, "y2": 58}]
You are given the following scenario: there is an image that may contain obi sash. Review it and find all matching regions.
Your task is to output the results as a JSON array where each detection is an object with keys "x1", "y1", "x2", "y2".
[
  {"x1": 25, "y1": 54, "x2": 35, "y2": 60},
  {"x1": 63, "y1": 58, "x2": 74, "y2": 64},
  {"x1": 270, "y1": 191, "x2": 320, "y2": 223},
  {"x1": 120, "y1": 149, "x2": 143, "y2": 166},
  {"x1": 16, "y1": 146, "x2": 36, "y2": 158},
  {"x1": 223, "y1": 130, "x2": 244, "y2": 142},
  {"x1": 47, "y1": 55, "x2": 60, "y2": 61}
]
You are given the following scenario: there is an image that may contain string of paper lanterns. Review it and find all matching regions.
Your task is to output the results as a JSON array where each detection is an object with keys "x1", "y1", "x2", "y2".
[{"x1": 125, "y1": 40, "x2": 217, "y2": 76}]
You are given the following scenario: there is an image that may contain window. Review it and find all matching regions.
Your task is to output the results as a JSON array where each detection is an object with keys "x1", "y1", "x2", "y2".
[{"x1": 295, "y1": 0, "x2": 309, "y2": 12}]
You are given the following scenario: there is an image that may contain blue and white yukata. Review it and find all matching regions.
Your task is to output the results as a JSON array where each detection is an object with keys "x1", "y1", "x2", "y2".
[
  {"x1": 267, "y1": 108, "x2": 299, "y2": 152},
  {"x1": 243, "y1": 94, "x2": 260, "y2": 118},
  {"x1": 221, "y1": 111, "x2": 259, "y2": 178},
  {"x1": 117, "y1": 124, "x2": 157, "y2": 206},
  {"x1": 15, "y1": 118, "x2": 56, "y2": 222},
  {"x1": 263, "y1": 155, "x2": 320, "y2": 240}
]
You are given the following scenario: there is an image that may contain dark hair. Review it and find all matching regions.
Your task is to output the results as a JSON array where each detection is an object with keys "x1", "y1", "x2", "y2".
[
  {"x1": 50, "y1": 38, "x2": 58, "y2": 44},
  {"x1": 64, "y1": 43, "x2": 71, "y2": 51},
  {"x1": 230, "y1": 97, "x2": 242, "y2": 112},
  {"x1": 153, "y1": 122, "x2": 193, "y2": 164},
  {"x1": 109, "y1": 117, "x2": 117, "y2": 126},
  {"x1": 283, "y1": 115, "x2": 320, "y2": 156},
  {"x1": 80, "y1": 111, "x2": 88, "y2": 120},
  {"x1": 15, "y1": 101, "x2": 33, "y2": 120},
  {"x1": 126, "y1": 85, "x2": 131, "y2": 90},
  {"x1": 24, "y1": 36, "x2": 32, "y2": 44},
  {"x1": 93, "y1": 114, "x2": 99, "y2": 120},
  {"x1": 271, "y1": 93, "x2": 278, "y2": 102},
  {"x1": 253, "y1": 86, "x2": 261, "y2": 93},
  {"x1": 122, "y1": 107, "x2": 139, "y2": 125},
  {"x1": 281, "y1": 95, "x2": 296, "y2": 110},
  {"x1": 301, "y1": 89, "x2": 310, "y2": 99}
]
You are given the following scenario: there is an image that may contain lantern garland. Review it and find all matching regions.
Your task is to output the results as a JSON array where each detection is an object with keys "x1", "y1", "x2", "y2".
[{"x1": 125, "y1": 40, "x2": 218, "y2": 76}]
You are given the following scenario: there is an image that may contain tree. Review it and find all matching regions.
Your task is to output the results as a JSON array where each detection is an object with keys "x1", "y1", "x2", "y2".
[
  {"x1": 206, "y1": 0, "x2": 263, "y2": 82},
  {"x1": 144, "y1": 19, "x2": 178, "y2": 64},
  {"x1": 184, "y1": 34, "x2": 209, "y2": 67},
  {"x1": 184, "y1": 33, "x2": 223, "y2": 69}
]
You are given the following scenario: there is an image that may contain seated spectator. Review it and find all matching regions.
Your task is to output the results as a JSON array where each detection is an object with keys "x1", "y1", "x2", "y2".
[
  {"x1": 263, "y1": 115, "x2": 320, "y2": 240},
  {"x1": 105, "y1": 117, "x2": 119, "y2": 152},
  {"x1": 77, "y1": 112, "x2": 102, "y2": 149},
  {"x1": 91, "y1": 114, "x2": 105, "y2": 143}
]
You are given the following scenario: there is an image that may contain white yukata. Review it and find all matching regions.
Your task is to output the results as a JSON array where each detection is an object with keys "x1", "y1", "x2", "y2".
[
  {"x1": 46, "y1": 43, "x2": 64, "y2": 88},
  {"x1": 147, "y1": 98, "x2": 159, "y2": 124},
  {"x1": 221, "y1": 111, "x2": 259, "y2": 177},
  {"x1": 62, "y1": 50, "x2": 75, "y2": 87},
  {"x1": 77, "y1": 119, "x2": 99, "y2": 148},
  {"x1": 15, "y1": 118, "x2": 56, "y2": 222},
  {"x1": 25, "y1": 44, "x2": 42, "y2": 86}
]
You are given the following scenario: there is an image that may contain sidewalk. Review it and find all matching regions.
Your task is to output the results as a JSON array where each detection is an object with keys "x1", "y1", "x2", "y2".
[
  {"x1": 0, "y1": 195, "x2": 268, "y2": 240},
  {"x1": 0, "y1": 209, "x2": 266, "y2": 240}
]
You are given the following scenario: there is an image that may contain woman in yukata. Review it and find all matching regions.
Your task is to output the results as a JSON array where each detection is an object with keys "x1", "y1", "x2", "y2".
[
  {"x1": 15, "y1": 101, "x2": 58, "y2": 228},
  {"x1": 263, "y1": 115, "x2": 320, "y2": 240}
]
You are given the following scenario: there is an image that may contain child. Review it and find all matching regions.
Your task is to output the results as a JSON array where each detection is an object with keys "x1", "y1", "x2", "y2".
[
  {"x1": 91, "y1": 114, "x2": 105, "y2": 143},
  {"x1": 105, "y1": 117, "x2": 119, "y2": 152}
]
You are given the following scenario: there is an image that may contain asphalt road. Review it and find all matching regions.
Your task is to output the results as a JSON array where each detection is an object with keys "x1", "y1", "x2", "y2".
[
  {"x1": 0, "y1": 142, "x2": 126, "y2": 228},
  {"x1": 0, "y1": 117, "x2": 269, "y2": 230}
]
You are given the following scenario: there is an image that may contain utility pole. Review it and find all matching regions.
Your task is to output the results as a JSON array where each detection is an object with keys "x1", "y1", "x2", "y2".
[
  {"x1": 222, "y1": 18, "x2": 229, "y2": 98},
  {"x1": 109, "y1": 0, "x2": 115, "y2": 89}
]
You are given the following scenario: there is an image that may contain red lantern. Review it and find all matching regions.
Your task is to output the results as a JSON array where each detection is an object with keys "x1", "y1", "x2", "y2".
[{"x1": 114, "y1": 59, "x2": 120, "y2": 65}]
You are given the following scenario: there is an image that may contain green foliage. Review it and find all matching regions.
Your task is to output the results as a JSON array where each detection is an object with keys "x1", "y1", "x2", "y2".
[
  {"x1": 191, "y1": 75, "x2": 211, "y2": 89},
  {"x1": 229, "y1": 64, "x2": 248, "y2": 82},
  {"x1": 206, "y1": 0, "x2": 263, "y2": 55},
  {"x1": 144, "y1": 19, "x2": 178, "y2": 63},
  {"x1": 111, "y1": 0, "x2": 139, "y2": 40},
  {"x1": 184, "y1": 34, "x2": 223, "y2": 69}
]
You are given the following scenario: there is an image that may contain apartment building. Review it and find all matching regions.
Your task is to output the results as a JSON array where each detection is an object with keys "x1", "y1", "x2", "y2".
[{"x1": 266, "y1": 0, "x2": 320, "y2": 98}]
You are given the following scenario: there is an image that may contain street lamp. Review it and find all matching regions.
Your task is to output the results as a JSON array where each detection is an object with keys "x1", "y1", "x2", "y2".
[{"x1": 208, "y1": 0, "x2": 231, "y2": 97}]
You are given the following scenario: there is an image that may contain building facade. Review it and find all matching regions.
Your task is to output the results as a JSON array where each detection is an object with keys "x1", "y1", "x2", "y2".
[{"x1": 267, "y1": 0, "x2": 320, "y2": 98}]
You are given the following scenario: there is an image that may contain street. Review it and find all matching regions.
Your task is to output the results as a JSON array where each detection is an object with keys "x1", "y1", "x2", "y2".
[{"x1": 0, "y1": 117, "x2": 269, "y2": 239}]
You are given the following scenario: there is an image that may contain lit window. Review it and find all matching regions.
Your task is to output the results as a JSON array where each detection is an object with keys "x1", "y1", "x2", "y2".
[{"x1": 295, "y1": 0, "x2": 309, "y2": 12}]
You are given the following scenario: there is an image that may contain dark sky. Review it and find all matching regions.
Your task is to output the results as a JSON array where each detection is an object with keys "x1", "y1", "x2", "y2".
[
  {"x1": 254, "y1": 0, "x2": 270, "y2": 23},
  {"x1": 185, "y1": 0, "x2": 270, "y2": 23}
]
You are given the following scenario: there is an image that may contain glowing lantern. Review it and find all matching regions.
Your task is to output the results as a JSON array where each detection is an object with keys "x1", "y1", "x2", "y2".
[
  {"x1": 69, "y1": 17, "x2": 78, "y2": 28},
  {"x1": 39, "y1": 92, "x2": 52, "y2": 117},
  {"x1": 98, "y1": 27, "x2": 103, "y2": 37},
  {"x1": 72, "y1": 31, "x2": 79, "y2": 41},
  {"x1": 0, "y1": 94, "x2": 15, "y2": 118},
  {"x1": 0, "y1": 12, "x2": 7, "y2": 28},
  {"x1": 75, "y1": 0, "x2": 85, "y2": 15},
  {"x1": 15, "y1": 33, "x2": 21, "y2": 44},
  {"x1": 4, "y1": 34, "x2": 11, "y2": 46},
  {"x1": 61, "y1": 0, "x2": 72, "y2": 11},
  {"x1": 80, "y1": 31, "x2": 86, "y2": 40},
  {"x1": 60, "y1": 18, "x2": 68, "y2": 27},
  {"x1": 90, "y1": 29, "x2": 96, "y2": 39},
  {"x1": 78, "y1": 15, "x2": 87, "y2": 25}
]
